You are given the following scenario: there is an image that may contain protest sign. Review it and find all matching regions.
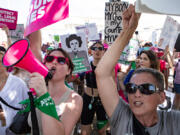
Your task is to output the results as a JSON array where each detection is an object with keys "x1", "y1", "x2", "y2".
[
  {"x1": 75, "y1": 23, "x2": 99, "y2": 41},
  {"x1": 135, "y1": 0, "x2": 180, "y2": 16},
  {"x1": 105, "y1": 1, "x2": 129, "y2": 44},
  {"x1": 9, "y1": 24, "x2": 24, "y2": 42},
  {"x1": 158, "y1": 16, "x2": 180, "y2": 51},
  {"x1": 0, "y1": 8, "x2": 18, "y2": 30},
  {"x1": 54, "y1": 35, "x2": 60, "y2": 42},
  {"x1": 60, "y1": 33, "x2": 91, "y2": 73},
  {"x1": 24, "y1": 0, "x2": 69, "y2": 36}
]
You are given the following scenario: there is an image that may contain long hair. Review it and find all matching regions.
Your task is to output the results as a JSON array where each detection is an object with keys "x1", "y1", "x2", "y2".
[{"x1": 140, "y1": 50, "x2": 160, "y2": 70}]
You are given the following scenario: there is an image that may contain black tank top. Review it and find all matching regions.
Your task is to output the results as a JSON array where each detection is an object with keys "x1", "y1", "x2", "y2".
[{"x1": 86, "y1": 62, "x2": 97, "y2": 88}]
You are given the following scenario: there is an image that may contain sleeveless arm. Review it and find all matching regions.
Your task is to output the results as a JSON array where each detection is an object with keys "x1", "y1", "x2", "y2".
[{"x1": 95, "y1": 5, "x2": 140, "y2": 117}]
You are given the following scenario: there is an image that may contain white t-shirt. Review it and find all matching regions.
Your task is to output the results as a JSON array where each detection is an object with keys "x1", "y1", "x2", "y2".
[{"x1": 0, "y1": 74, "x2": 29, "y2": 135}]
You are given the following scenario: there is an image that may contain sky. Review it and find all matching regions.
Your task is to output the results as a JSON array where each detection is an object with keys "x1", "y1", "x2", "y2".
[{"x1": 0, "y1": 0, "x2": 180, "y2": 42}]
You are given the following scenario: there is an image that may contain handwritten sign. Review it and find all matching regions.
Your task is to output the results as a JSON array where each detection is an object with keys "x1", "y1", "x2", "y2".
[
  {"x1": 24, "y1": 0, "x2": 69, "y2": 36},
  {"x1": 0, "y1": 8, "x2": 18, "y2": 30},
  {"x1": 105, "y1": 1, "x2": 129, "y2": 44}
]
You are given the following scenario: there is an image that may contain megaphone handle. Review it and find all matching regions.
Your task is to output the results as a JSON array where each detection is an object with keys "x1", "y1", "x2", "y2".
[{"x1": 30, "y1": 88, "x2": 37, "y2": 96}]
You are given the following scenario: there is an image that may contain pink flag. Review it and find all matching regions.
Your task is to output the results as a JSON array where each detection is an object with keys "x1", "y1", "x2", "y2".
[
  {"x1": 24, "y1": 0, "x2": 69, "y2": 36},
  {"x1": 0, "y1": 8, "x2": 18, "y2": 30}
]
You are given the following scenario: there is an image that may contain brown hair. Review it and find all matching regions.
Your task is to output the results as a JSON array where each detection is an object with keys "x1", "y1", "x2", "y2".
[{"x1": 140, "y1": 50, "x2": 160, "y2": 70}]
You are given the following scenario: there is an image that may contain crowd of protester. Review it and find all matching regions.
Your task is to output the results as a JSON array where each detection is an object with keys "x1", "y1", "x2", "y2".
[{"x1": 0, "y1": 4, "x2": 180, "y2": 135}]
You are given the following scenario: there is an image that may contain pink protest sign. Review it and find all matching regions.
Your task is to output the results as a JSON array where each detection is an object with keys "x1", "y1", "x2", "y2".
[
  {"x1": 24, "y1": 0, "x2": 69, "y2": 37},
  {"x1": 0, "y1": 8, "x2": 18, "y2": 30}
]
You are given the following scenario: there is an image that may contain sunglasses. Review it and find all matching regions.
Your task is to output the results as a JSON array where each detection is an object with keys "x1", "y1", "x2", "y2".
[
  {"x1": 125, "y1": 83, "x2": 160, "y2": 95},
  {"x1": 45, "y1": 55, "x2": 69, "y2": 65},
  {"x1": 91, "y1": 46, "x2": 104, "y2": 51},
  {"x1": 0, "y1": 46, "x2": 6, "y2": 52}
]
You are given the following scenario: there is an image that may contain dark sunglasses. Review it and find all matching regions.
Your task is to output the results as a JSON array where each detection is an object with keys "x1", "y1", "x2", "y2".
[
  {"x1": 45, "y1": 55, "x2": 69, "y2": 65},
  {"x1": 91, "y1": 46, "x2": 104, "y2": 51},
  {"x1": 0, "y1": 46, "x2": 6, "y2": 52},
  {"x1": 125, "y1": 83, "x2": 160, "y2": 95}
]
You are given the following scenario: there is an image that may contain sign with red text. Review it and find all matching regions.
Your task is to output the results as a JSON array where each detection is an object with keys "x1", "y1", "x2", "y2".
[
  {"x1": 24, "y1": 0, "x2": 69, "y2": 36},
  {"x1": 0, "y1": 8, "x2": 18, "y2": 30}
]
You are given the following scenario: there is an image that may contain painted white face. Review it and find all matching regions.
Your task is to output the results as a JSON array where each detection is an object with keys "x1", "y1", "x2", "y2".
[{"x1": 70, "y1": 39, "x2": 79, "y2": 52}]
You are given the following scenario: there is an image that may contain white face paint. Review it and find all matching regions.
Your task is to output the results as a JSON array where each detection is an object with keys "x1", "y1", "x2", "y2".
[{"x1": 70, "y1": 39, "x2": 79, "y2": 52}]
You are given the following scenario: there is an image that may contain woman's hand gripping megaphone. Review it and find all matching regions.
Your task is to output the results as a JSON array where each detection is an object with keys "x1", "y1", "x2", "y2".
[{"x1": 28, "y1": 72, "x2": 48, "y2": 96}]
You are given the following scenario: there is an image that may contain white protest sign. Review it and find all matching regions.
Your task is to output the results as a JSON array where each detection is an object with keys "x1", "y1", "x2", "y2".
[
  {"x1": 158, "y1": 16, "x2": 180, "y2": 51},
  {"x1": 75, "y1": 23, "x2": 99, "y2": 41},
  {"x1": 105, "y1": 1, "x2": 129, "y2": 45},
  {"x1": 136, "y1": 0, "x2": 180, "y2": 16},
  {"x1": 60, "y1": 33, "x2": 91, "y2": 73}
]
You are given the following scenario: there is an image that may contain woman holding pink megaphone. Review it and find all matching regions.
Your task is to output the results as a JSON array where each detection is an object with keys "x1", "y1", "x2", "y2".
[{"x1": 28, "y1": 48, "x2": 83, "y2": 135}]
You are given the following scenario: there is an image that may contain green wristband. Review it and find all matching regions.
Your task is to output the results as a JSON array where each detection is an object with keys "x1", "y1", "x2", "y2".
[{"x1": 35, "y1": 92, "x2": 60, "y2": 121}]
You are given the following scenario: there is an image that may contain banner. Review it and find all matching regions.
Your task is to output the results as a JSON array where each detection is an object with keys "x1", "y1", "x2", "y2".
[
  {"x1": 158, "y1": 16, "x2": 180, "y2": 51},
  {"x1": 104, "y1": 1, "x2": 129, "y2": 45},
  {"x1": 24, "y1": 0, "x2": 69, "y2": 36},
  {"x1": 60, "y1": 33, "x2": 91, "y2": 73},
  {"x1": 0, "y1": 8, "x2": 18, "y2": 30}
]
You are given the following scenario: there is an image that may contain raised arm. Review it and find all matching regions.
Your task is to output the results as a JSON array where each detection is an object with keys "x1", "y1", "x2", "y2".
[
  {"x1": 95, "y1": 5, "x2": 140, "y2": 117},
  {"x1": 28, "y1": 72, "x2": 65, "y2": 135},
  {"x1": 26, "y1": 30, "x2": 42, "y2": 61}
]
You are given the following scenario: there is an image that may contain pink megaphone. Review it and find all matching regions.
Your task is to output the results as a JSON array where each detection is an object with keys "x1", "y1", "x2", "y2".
[{"x1": 2, "y1": 39, "x2": 52, "y2": 94}]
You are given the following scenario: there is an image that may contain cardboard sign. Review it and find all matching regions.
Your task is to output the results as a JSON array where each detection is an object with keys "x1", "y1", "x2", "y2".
[
  {"x1": 0, "y1": 8, "x2": 18, "y2": 30},
  {"x1": 24, "y1": 0, "x2": 69, "y2": 36},
  {"x1": 104, "y1": 1, "x2": 129, "y2": 45},
  {"x1": 60, "y1": 33, "x2": 91, "y2": 73}
]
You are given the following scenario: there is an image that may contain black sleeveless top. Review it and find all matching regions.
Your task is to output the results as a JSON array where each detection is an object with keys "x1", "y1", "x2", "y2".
[{"x1": 85, "y1": 62, "x2": 97, "y2": 88}]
